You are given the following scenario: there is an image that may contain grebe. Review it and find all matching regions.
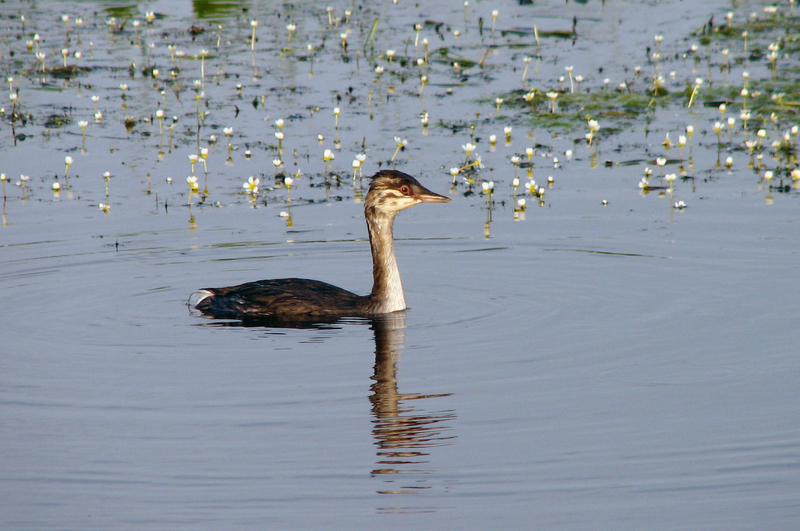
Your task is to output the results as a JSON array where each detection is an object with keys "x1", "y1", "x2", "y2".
[{"x1": 189, "y1": 170, "x2": 451, "y2": 320}]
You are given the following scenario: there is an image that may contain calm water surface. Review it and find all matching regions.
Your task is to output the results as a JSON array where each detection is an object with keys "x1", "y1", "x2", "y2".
[{"x1": 1, "y1": 0, "x2": 799, "y2": 529}]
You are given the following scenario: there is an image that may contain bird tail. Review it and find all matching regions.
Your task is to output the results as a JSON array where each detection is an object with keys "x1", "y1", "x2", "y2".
[{"x1": 188, "y1": 289, "x2": 214, "y2": 310}]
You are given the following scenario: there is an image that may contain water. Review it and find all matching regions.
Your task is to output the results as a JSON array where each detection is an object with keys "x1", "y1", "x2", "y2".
[{"x1": 2, "y1": 0, "x2": 799, "y2": 529}]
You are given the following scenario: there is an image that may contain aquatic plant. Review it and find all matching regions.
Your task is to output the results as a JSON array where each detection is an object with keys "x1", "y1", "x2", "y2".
[
  {"x1": 323, "y1": 149, "x2": 335, "y2": 174},
  {"x1": 187, "y1": 176, "x2": 199, "y2": 204},
  {"x1": 243, "y1": 176, "x2": 260, "y2": 195},
  {"x1": 250, "y1": 20, "x2": 258, "y2": 51},
  {"x1": 656, "y1": 157, "x2": 667, "y2": 178},
  {"x1": 687, "y1": 78, "x2": 702, "y2": 108},
  {"x1": 521, "y1": 56, "x2": 532, "y2": 84},
  {"x1": 565, "y1": 66, "x2": 575, "y2": 94},
  {"x1": 79, "y1": 120, "x2": 88, "y2": 149},
  {"x1": 354, "y1": 154, "x2": 366, "y2": 180},
  {"x1": 482, "y1": 180, "x2": 494, "y2": 210},
  {"x1": 391, "y1": 137, "x2": 407, "y2": 162},
  {"x1": 156, "y1": 110, "x2": 164, "y2": 139},
  {"x1": 284, "y1": 176, "x2": 293, "y2": 202},
  {"x1": 63, "y1": 156, "x2": 73, "y2": 187},
  {"x1": 665, "y1": 173, "x2": 676, "y2": 198},
  {"x1": 18, "y1": 174, "x2": 30, "y2": 199},
  {"x1": 449, "y1": 167, "x2": 460, "y2": 184},
  {"x1": 0, "y1": 0, "x2": 797, "y2": 238}
]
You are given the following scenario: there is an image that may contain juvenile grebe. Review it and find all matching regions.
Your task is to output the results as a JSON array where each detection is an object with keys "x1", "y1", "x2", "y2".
[{"x1": 189, "y1": 170, "x2": 451, "y2": 320}]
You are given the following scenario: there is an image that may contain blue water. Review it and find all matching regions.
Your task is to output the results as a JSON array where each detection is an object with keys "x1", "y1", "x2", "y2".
[{"x1": 1, "y1": 0, "x2": 799, "y2": 529}]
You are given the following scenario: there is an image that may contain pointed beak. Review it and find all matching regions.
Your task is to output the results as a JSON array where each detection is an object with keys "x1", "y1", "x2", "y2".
[{"x1": 416, "y1": 186, "x2": 452, "y2": 203}]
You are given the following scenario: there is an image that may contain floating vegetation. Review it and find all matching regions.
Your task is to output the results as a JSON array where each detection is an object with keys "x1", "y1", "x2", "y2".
[
  {"x1": 44, "y1": 113, "x2": 72, "y2": 129},
  {"x1": 498, "y1": 88, "x2": 659, "y2": 131},
  {"x1": 0, "y1": 0, "x2": 797, "y2": 234}
]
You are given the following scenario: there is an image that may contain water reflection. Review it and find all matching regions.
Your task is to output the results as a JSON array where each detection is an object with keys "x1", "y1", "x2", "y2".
[
  {"x1": 203, "y1": 313, "x2": 457, "y2": 499},
  {"x1": 369, "y1": 314, "x2": 456, "y2": 496}
]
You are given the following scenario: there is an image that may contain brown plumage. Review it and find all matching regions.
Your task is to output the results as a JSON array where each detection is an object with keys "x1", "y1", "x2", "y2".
[{"x1": 188, "y1": 170, "x2": 450, "y2": 321}]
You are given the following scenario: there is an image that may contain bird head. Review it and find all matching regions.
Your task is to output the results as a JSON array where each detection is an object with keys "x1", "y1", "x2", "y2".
[{"x1": 366, "y1": 170, "x2": 450, "y2": 217}]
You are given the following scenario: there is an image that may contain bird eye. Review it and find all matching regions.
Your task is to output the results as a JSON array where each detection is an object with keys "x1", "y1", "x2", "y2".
[{"x1": 400, "y1": 185, "x2": 411, "y2": 195}]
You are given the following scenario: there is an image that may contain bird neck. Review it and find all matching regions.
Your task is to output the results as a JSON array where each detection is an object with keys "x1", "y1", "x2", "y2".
[{"x1": 366, "y1": 210, "x2": 406, "y2": 312}]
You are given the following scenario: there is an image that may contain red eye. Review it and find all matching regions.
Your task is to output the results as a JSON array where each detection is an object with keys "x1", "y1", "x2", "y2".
[{"x1": 400, "y1": 185, "x2": 411, "y2": 195}]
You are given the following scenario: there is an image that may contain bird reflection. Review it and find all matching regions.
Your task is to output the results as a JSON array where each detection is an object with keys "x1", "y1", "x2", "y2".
[
  {"x1": 200, "y1": 311, "x2": 456, "y2": 497},
  {"x1": 368, "y1": 313, "x2": 456, "y2": 495}
]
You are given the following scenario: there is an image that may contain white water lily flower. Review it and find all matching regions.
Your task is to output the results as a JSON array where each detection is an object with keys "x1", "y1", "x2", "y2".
[{"x1": 243, "y1": 176, "x2": 259, "y2": 193}]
